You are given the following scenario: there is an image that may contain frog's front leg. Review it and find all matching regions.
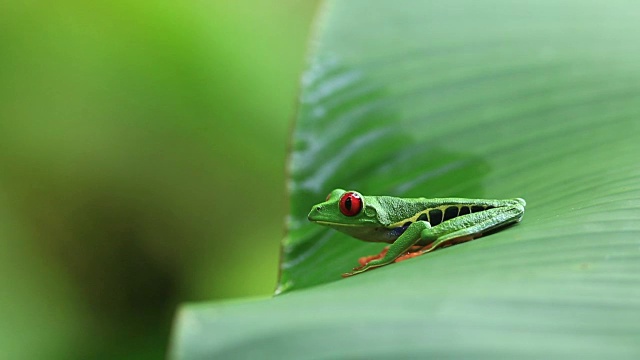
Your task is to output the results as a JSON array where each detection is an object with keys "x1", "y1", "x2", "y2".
[{"x1": 343, "y1": 221, "x2": 435, "y2": 277}]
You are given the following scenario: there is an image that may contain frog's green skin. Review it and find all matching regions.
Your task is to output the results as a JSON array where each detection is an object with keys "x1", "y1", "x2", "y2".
[{"x1": 308, "y1": 189, "x2": 526, "y2": 277}]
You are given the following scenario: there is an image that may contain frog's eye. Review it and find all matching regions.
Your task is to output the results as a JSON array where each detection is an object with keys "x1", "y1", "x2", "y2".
[{"x1": 339, "y1": 192, "x2": 363, "y2": 217}]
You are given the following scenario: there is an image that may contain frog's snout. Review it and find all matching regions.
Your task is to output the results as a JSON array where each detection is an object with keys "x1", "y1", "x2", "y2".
[{"x1": 308, "y1": 205, "x2": 323, "y2": 221}]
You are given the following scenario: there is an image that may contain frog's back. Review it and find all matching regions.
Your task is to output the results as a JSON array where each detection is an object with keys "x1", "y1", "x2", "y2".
[{"x1": 374, "y1": 195, "x2": 509, "y2": 228}]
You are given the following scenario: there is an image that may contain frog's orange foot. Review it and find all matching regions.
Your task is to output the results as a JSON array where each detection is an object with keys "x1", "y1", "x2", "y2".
[
  {"x1": 394, "y1": 244, "x2": 434, "y2": 263},
  {"x1": 394, "y1": 251, "x2": 423, "y2": 263},
  {"x1": 357, "y1": 246, "x2": 389, "y2": 266}
]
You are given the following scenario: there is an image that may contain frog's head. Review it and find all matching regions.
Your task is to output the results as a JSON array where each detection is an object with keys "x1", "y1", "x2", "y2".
[{"x1": 307, "y1": 189, "x2": 384, "y2": 227}]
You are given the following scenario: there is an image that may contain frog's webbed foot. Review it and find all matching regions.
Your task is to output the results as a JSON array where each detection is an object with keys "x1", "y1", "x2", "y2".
[
  {"x1": 357, "y1": 246, "x2": 389, "y2": 266},
  {"x1": 343, "y1": 245, "x2": 427, "y2": 277},
  {"x1": 394, "y1": 244, "x2": 433, "y2": 263},
  {"x1": 341, "y1": 246, "x2": 388, "y2": 278}
]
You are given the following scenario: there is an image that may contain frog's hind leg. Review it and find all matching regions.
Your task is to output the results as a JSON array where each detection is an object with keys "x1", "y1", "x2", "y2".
[{"x1": 419, "y1": 203, "x2": 525, "y2": 255}]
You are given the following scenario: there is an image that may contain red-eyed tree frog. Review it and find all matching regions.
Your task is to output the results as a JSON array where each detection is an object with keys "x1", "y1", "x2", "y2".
[{"x1": 308, "y1": 189, "x2": 526, "y2": 277}]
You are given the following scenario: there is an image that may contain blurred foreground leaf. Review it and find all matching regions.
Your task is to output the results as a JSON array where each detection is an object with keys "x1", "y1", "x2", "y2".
[{"x1": 171, "y1": 1, "x2": 640, "y2": 358}]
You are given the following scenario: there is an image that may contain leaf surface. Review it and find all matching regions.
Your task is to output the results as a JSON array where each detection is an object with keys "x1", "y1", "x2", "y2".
[{"x1": 171, "y1": 1, "x2": 640, "y2": 358}]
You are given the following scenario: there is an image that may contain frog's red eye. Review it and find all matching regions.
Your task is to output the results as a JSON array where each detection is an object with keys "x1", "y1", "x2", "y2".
[{"x1": 339, "y1": 192, "x2": 362, "y2": 217}]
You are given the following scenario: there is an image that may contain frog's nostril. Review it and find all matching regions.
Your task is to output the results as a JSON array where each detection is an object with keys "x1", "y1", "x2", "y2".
[{"x1": 316, "y1": 206, "x2": 322, "y2": 212}]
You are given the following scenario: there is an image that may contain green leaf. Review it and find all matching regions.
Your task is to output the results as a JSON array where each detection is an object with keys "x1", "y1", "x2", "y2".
[{"x1": 171, "y1": 0, "x2": 640, "y2": 358}]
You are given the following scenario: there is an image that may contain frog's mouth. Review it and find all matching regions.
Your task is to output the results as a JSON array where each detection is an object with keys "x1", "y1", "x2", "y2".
[
  {"x1": 307, "y1": 206, "x2": 333, "y2": 223},
  {"x1": 311, "y1": 220, "x2": 361, "y2": 227}
]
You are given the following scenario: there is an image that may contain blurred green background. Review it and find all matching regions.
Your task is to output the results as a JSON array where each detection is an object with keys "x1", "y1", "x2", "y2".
[{"x1": 0, "y1": 1, "x2": 318, "y2": 358}]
